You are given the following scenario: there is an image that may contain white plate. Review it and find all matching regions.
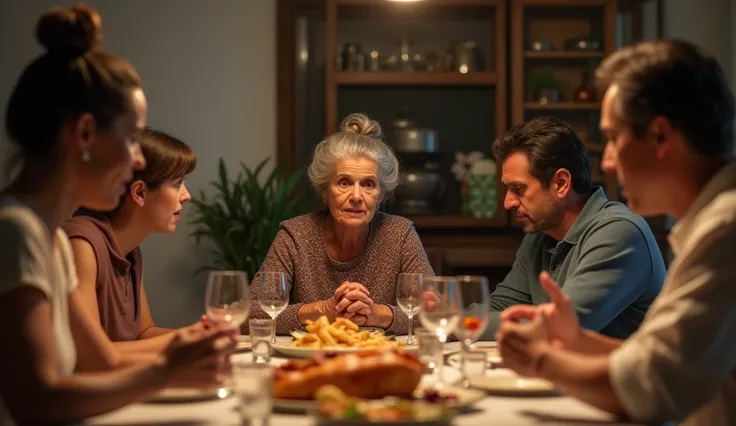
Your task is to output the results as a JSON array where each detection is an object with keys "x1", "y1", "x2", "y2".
[
  {"x1": 467, "y1": 375, "x2": 559, "y2": 397},
  {"x1": 145, "y1": 386, "x2": 231, "y2": 403},
  {"x1": 315, "y1": 416, "x2": 453, "y2": 426},
  {"x1": 291, "y1": 326, "x2": 385, "y2": 340},
  {"x1": 446, "y1": 349, "x2": 502, "y2": 369},
  {"x1": 273, "y1": 385, "x2": 484, "y2": 414},
  {"x1": 272, "y1": 343, "x2": 418, "y2": 358}
]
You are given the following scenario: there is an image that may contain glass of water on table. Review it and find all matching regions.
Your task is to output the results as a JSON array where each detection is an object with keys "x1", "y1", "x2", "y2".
[
  {"x1": 234, "y1": 361, "x2": 274, "y2": 426},
  {"x1": 249, "y1": 319, "x2": 274, "y2": 363}
]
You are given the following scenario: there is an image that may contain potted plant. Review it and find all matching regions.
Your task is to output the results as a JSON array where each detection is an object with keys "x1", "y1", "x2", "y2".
[
  {"x1": 189, "y1": 157, "x2": 304, "y2": 278},
  {"x1": 530, "y1": 71, "x2": 562, "y2": 104}
]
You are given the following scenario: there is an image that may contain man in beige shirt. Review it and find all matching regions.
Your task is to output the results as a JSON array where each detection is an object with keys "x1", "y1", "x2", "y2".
[{"x1": 495, "y1": 38, "x2": 736, "y2": 426}]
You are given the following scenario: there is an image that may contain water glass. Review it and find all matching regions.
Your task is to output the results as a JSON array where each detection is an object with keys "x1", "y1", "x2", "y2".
[
  {"x1": 460, "y1": 350, "x2": 487, "y2": 387},
  {"x1": 249, "y1": 319, "x2": 274, "y2": 364},
  {"x1": 416, "y1": 328, "x2": 442, "y2": 375},
  {"x1": 234, "y1": 361, "x2": 273, "y2": 426}
]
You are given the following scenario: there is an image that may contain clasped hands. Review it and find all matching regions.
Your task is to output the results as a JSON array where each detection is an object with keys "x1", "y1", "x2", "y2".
[
  {"x1": 329, "y1": 281, "x2": 378, "y2": 326},
  {"x1": 495, "y1": 271, "x2": 581, "y2": 378}
]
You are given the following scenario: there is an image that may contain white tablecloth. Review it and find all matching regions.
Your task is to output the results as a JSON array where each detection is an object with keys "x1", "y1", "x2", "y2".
[{"x1": 86, "y1": 339, "x2": 646, "y2": 426}]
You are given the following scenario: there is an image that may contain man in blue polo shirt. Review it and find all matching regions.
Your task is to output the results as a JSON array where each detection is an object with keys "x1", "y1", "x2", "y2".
[{"x1": 482, "y1": 116, "x2": 665, "y2": 340}]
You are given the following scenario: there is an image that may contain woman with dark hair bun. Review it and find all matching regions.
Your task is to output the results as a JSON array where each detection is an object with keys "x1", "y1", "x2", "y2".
[{"x1": 0, "y1": 5, "x2": 235, "y2": 425}]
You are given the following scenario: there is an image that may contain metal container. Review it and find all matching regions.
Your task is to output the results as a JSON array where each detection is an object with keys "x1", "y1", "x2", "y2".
[
  {"x1": 387, "y1": 112, "x2": 439, "y2": 153},
  {"x1": 565, "y1": 37, "x2": 601, "y2": 51},
  {"x1": 529, "y1": 40, "x2": 553, "y2": 51},
  {"x1": 395, "y1": 169, "x2": 445, "y2": 215}
]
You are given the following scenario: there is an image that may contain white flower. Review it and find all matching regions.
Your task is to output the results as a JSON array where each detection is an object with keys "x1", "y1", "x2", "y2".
[{"x1": 467, "y1": 151, "x2": 484, "y2": 164}]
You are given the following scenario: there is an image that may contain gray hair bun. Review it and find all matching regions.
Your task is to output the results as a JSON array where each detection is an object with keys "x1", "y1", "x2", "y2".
[{"x1": 341, "y1": 113, "x2": 382, "y2": 139}]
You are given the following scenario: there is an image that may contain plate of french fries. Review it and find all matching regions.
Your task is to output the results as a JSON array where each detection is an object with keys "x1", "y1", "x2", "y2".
[{"x1": 273, "y1": 316, "x2": 417, "y2": 358}]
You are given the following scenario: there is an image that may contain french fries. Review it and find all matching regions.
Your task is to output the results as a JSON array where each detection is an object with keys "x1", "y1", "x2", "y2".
[{"x1": 292, "y1": 316, "x2": 404, "y2": 349}]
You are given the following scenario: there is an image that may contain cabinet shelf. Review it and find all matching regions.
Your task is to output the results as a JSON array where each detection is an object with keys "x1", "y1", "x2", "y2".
[
  {"x1": 524, "y1": 51, "x2": 605, "y2": 59},
  {"x1": 336, "y1": 71, "x2": 498, "y2": 86},
  {"x1": 524, "y1": 101, "x2": 600, "y2": 110},
  {"x1": 334, "y1": 0, "x2": 502, "y2": 5},
  {"x1": 408, "y1": 215, "x2": 506, "y2": 229}
]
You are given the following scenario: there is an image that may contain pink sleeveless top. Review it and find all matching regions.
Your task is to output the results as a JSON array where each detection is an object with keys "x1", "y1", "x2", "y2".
[{"x1": 63, "y1": 212, "x2": 143, "y2": 341}]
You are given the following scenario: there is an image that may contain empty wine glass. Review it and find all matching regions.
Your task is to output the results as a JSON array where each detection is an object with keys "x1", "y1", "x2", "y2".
[
  {"x1": 396, "y1": 273, "x2": 422, "y2": 345},
  {"x1": 256, "y1": 271, "x2": 289, "y2": 343},
  {"x1": 418, "y1": 276, "x2": 462, "y2": 388},
  {"x1": 205, "y1": 271, "x2": 251, "y2": 327}
]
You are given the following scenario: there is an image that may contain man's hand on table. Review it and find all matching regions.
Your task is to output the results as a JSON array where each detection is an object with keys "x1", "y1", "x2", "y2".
[
  {"x1": 500, "y1": 271, "x2": 582, "y2": 350},
  {"x1": 496, "y1": 271, "x2": 583, "y2": 377}
]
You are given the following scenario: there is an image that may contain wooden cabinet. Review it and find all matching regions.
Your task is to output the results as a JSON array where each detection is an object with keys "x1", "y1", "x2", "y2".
[
  {"x1": 510, "y1": 0, "x2": 618, "y2": 199},
  {"x1": 323, "y1": 0, "x2": 508, "y2": 224},
  {"x1": 276, "y1": 0, "x2": 671, "y2": 273}
]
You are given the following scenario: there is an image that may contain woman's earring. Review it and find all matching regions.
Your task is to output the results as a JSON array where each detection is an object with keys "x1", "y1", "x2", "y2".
[{"x1": 82, "y1": 148, "x2": 91, "y2": 163}]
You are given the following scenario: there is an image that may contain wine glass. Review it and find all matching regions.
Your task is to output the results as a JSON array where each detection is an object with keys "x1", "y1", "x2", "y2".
[
  {"x1": 418, "y1": 276, "x2": 462, "y2": 388},
  {"x1": 396, "y1": 273, "x2": 422, "y2": 345},
  {"x1": 256, "y1": 271, "x2": 289, "y2": 343},
  {"x1": 454, "y1": 276, "x2": 491, "y2": 349},
  {"x1": 454, "y1": 275, "x2": 491, "y2": 385},
  {"x1": 205, "y1": 270, "x2": 251, "y2": 327}
]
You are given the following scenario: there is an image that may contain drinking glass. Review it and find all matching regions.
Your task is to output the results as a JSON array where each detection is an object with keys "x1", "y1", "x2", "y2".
[
  {"x1": 418, "y1": 276, "x2": 462, "y2": 388},
  {"x1": 205, "y1": 271, "x2": 251, "y2": 327},
  {"x1": 454, "y1": 275, "x2": 491, "y2": 350},
  {"x1": 460, "y1": 350, "x2": 487, "y2": 388},
  {"x1": 234, "y1": 361, "x2": 274, "y2": 426},
  {"x1": 416, "y1": 328, "x2": 442, "y2": 376},
  {"x1": 256, "y1": 271, "x2": 289, "y2": 343},
  {"x1": 249, "y1": 319, "x2": 274, "y2": 364},
  {"x1": 396, "y1": 272, "x2": 422, "y2": 345}
]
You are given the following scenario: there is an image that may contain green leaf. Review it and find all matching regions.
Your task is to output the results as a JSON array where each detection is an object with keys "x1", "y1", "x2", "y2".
[{"x1": 189, "y1": 157, "x2": 305, "y2": 278}]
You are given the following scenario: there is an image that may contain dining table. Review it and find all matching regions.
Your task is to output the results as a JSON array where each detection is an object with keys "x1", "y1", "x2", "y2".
[{"x1": 85, "y1": 336, "x2": 649, "y2": 426}]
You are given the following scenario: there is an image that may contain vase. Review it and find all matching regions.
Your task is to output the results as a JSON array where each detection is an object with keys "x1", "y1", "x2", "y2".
[
  {"x1": 467, "y1": 174, "x2": 497, "y2": 218},
  {"x1": 573, "y1": 69, "x2": 595, "y2": 102}
]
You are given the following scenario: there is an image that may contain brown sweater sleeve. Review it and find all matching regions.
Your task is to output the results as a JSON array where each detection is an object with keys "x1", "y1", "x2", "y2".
[
  {"x1": 241, "y1": 228, "x2": 301, "y2": 335},
  {"x1": 385, "y1": 225, "x2": 436, "y2": 334}
]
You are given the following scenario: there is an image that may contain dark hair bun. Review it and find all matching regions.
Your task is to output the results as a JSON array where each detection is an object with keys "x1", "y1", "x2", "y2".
[
  {"x1": 36, "y1": 4, "x2": 102, "y2": 57},
  {"x1": 341, "y1": 113, "x2": 382, "y2": 139}
]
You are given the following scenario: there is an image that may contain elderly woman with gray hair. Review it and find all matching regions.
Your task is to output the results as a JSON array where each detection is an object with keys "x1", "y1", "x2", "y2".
[{"x1": 247, "y1": 113, "x2": 434, "y2": 335}]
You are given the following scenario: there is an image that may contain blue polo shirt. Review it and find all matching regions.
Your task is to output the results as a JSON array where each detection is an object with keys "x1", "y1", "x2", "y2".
[{"x1": 483, "y1": 187, "x2": 666, "y2": 340}]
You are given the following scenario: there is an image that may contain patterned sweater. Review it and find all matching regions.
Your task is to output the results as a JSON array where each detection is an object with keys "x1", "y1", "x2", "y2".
[{"x1": 245, "y1": 210, "x2": 434, "y2": 335}]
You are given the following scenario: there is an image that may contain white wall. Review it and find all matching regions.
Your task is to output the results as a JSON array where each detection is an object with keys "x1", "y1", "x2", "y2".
[
  {"x1": 663, "y1": 0, "x2": 735, "y2": 152},
  {"x1": 0, "y1": 0, "x2": 276, "y2": 327},
  {"x1": 664, "y1": 0, "x2": 733, "y2": 84}
]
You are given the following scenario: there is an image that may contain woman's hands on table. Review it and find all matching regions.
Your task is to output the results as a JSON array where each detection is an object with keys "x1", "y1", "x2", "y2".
[
  {"x1": 162, "y1": 321, "x2": 237, "y2": 388},
  {"x1": 334, "y1": 282, "x2": 393, "y2": 328}
]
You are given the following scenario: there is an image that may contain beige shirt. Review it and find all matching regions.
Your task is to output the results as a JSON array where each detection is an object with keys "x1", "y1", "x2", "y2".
[
  {"x1": 609, "y1": 162, "x2": 736, "y2": 425},
  {"x1": 0, "y1": 198, "x2": 78, "y2": 426}
]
